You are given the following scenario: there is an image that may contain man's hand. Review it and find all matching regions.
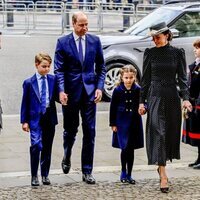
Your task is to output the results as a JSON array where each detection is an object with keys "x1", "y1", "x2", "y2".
[
  {"x1": 94, "y1": 89, "x2": 102, "y2": 104},
  {"x1": 22, "y1": 123, "x2": 30, "y2": 132},
  {"x1": 111, "y1": 126, "x2": 117, "y2": 132},
  {"x1": 138, "y1": 103, "x2": 146, "y2": 115},
  {"x1": 59, "y1": 92, "x2": 68, "y2": 106}
]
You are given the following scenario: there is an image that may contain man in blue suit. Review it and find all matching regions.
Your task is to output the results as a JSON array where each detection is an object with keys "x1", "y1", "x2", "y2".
[
  {"x1": 54, "y1": 11, "x2": 106, "y2": 184},
  {"x1": 21, "y1": 53, "x2": 58, "y2": 186}
]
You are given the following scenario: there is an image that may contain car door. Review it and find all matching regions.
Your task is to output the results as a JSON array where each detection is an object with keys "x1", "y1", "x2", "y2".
[{"x1": 169, "y1": 10, "x2": 200, "y2": 65}]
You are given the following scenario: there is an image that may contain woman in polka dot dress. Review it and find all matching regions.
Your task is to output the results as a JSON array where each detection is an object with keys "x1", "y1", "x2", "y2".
[{"x1": 138, "y1": 22, "x2": 192, "y2": 193}]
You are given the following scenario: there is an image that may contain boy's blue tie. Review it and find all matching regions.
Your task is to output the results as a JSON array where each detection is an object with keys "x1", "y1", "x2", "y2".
[
  {"x1": 78, "y1": 37, "x2": 83, "y2": 65},
  {"x1": 41, "y1": 76, "x2": 46, "y2": 114}
]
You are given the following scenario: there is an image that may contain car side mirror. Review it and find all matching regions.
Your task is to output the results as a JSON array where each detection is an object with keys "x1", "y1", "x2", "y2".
[{"x1": 170, "y1": 28, "x2": 180, "y2": 38}]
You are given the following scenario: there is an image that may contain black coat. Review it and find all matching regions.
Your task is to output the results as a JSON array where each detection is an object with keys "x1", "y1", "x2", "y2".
[
  {"x1": 0, "y1": 100, "x2": 2, "y2": 132},
  {"x1": 182, "y1": 62, "x2": 200, "y2": 146},
  {"x1": 109, "y1": 83, "x2": 144, "y2": 150}
]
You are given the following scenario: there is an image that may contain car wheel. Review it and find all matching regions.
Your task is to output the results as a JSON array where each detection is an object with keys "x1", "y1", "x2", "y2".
[{"x1": 103, "y1": 62, "x2": 124, "y2": 101}]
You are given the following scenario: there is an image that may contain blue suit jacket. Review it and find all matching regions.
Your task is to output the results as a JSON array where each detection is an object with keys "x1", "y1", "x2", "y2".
[
  {"x1": 20, "y1": 74, "x2": 58, "y2": 129},
  {"x1": 54, "y1": 33, "x2": 106, "y2": 102}
]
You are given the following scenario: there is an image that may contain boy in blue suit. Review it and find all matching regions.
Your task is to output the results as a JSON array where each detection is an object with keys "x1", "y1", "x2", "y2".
[{"x1": 20, "y1": 53, "x2": 58, "y2": 186}]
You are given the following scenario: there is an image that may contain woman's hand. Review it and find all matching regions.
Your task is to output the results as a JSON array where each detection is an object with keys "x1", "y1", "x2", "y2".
[
  {"x1": 138, "y1": 103, "x2": 146, "y2": 115},
  {"x1": 182, "y1": 100, "x2": 192, "y2": 112}
]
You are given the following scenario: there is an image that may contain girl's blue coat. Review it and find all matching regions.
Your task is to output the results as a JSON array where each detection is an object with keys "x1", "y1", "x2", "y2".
[{"x1": 109, "y1": 83, "x2": 144, "y2": 150}]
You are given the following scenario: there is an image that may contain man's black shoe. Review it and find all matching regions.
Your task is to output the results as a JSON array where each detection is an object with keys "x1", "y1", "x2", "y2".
[
  {"x1": 188, "y1": 159, "x2": 200, "y2": 167},
  {"x1": 61, "y1": 159, "x2": 71, "y2": 174},
  {"x1": 193, "y1": 163, "x2": 200, "y2": 169},
  {"x1": 31, "y1": 176, "x2": 39, "y2": 186},
  {"x1": 42, "y1": 176, "x2": 51, "y2": 185},
  {"x1": 82, "y1": 173, "x2": 96, "y2": 184}
]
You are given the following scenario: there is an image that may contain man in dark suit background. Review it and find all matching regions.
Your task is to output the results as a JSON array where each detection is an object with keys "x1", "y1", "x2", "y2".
[
  {"x1": 54, "y1": 11, "x2": 106, "y2": 184},
  {"x1": 0, "y1": 31, "x2": 2, "y2": 133}
]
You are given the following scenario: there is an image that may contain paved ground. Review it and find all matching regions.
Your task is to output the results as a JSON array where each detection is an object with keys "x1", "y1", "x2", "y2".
[
  {"x1": 0, "y1": 106, "x2": 199, "y2": 199},
  {"x1": 0, "y1": 174, "x2": 200, "y2": 200}
]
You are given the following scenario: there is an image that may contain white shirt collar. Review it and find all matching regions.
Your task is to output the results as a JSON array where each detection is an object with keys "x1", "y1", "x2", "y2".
[
  {"x1": 36, "y1": 72, "x2": 46, "y2": 79},
  {"x1": 73, "y1": 32, "x2": 86, "y2": 41},
  {"x1": 195, "y1": 58, "x2": 200, "y2": 66}
]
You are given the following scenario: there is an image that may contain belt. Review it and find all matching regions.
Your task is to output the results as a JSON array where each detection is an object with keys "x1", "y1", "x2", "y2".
[{"x1": 151, "y1": 79, "x2": 176, "y2": 86}]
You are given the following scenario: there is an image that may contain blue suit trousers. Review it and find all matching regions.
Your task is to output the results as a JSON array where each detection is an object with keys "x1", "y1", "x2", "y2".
[
  {"x1": 62, "y1": 89, "x2": 96, "y2": 174},
  {"x1": 30, "y1": 109, "x2": 55, "y2": 177}
]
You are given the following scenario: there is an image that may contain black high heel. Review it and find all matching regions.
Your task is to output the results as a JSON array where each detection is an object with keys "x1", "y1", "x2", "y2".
[
  {"x1": 160, "y1": 177, "x2": 169, "y2": 193},
  {"x1": 157, "y1": 167, "x2": 169, "y2": 193}
]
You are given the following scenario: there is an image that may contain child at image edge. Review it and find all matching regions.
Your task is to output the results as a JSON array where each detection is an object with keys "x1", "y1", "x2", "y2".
[
  {"x1": 20, "y1": 53, "x2": 58, "y2": 186},
  {"x1": 109, "y1": 65, "x2": 144, "y2": 184}
]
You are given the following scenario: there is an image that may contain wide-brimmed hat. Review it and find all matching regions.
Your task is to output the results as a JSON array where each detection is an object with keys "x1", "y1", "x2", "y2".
[{"x1": 148, "y1": 22, "x2": 169, "y2": 37}]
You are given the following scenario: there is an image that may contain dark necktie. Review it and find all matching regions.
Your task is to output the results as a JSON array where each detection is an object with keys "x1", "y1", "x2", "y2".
[
  {"x1": 78, "y1": 37, "x2": 83, "y2": 65},
  {"x1": 41, "y1": 76, "x2": 46, "y2": 114}
]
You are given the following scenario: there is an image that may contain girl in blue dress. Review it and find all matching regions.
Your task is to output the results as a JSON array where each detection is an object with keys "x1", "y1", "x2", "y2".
[{"x1": 109, "y1": 65, "x2": 144, "y2": 184}]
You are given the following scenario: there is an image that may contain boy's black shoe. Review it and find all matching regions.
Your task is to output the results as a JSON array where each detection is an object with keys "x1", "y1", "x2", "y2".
[
  {"x1": 42, "y1": 176, "x2": 51, "y2": 185},
  {"x1": 61, "y1": 159, "x2": 71, "y2": 174},
  {"x1": 31, "y1": 176, "x2": 39, "y2": 186},
  {"x1": 82, "y1": 173, "x2": 96, "y2": 184},
  {"x1": 188, "y1": 159, "x2": 200, "y2": 167},
  {"x1": 193, "y1": 163, "x2": 200, "y2": 169}
]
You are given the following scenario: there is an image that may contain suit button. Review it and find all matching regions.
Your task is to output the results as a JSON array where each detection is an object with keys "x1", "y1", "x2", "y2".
[
  {"x1": 130, "y1": 100, "x2": 132, "y2": 102},
  {"x1": 126, "y1": 100, "x2": 128, "y2": 103},
  {"x1": 126, "y1": 109, "x2": 128, "y2": 112},
  {"x1": 130, "y1": 109, "x2": 132, "y2": 112}
]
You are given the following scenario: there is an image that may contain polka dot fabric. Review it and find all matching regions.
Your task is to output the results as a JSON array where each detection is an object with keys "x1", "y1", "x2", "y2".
[{"x1": 140, "y1": 44, "x2": 189, "y2": 165}]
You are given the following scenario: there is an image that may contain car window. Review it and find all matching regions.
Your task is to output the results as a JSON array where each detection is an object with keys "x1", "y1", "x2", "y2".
[
  {"x1": 171, "y1": 11, "x2": 200, "y2": 37},
  {"x1": 124, "y1": 7, "x2": 181, "y2": 36}
]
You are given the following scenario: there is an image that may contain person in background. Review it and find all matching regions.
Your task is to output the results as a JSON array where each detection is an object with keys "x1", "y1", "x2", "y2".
[
  {"x1": 138, "y1": 22, "x2": 192, "y2": 193},
  {"x1": 182, "y1": 39, "x2": 200, "y2": 170},
  {"x1": 110, "y1": 65, "x2": 144, "y2": 184},
  {"x1": 54, "y1": 11, "x2": 106, "y2": 184},
  {"x1": 0, "y1": 99, "x2": 2, "y2": 133},
  {"x1": 20, "y1": 53, "x2": 58, "y2": 186},
  {"x1": 0, "y1": 31, "x2": 2, "y2": 133}
]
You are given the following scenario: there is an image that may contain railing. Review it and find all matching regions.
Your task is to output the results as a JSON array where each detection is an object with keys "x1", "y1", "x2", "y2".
[{"x1": 0, "y1": 0, "x2": 160, "y2": 35}]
